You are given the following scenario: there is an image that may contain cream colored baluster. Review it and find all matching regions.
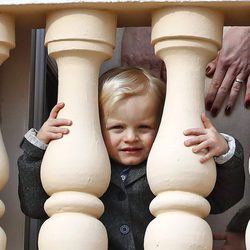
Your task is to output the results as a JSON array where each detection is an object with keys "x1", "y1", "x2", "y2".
[
  {"x1": 145, "y1": 7, "x2": 223, "y2": 250},
  {"x1": 0, "y1": 14, "x2": 15, "y2": 250},
  {"x1": 38, "y1": 9, "x2": 116, "y2": 250}
]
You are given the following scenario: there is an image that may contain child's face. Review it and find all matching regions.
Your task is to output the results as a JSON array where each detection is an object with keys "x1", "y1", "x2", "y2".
[{"x1": 101, "y1": 94, "x2": 160, "y2": 166}]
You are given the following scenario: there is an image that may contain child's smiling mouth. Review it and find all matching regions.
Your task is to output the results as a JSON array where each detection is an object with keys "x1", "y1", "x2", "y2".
[{"x1": 120, "y1": 147, "x2": 142, "y2": 153}]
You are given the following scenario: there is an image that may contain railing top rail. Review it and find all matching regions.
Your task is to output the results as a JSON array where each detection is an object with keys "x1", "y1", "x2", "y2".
[{"x1": 1, "y1": 0, "x2": 249, "y2": 27}]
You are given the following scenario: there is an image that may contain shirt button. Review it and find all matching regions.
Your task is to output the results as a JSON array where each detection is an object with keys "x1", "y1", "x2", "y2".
[{"x1": 120, "y1": 225, "x2": 130, "y2": 235}]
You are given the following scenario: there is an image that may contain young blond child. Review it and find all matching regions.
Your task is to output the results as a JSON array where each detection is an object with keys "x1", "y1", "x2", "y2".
[{"x1": 18, "y1": 67, "x2": 244, "y2": 250}]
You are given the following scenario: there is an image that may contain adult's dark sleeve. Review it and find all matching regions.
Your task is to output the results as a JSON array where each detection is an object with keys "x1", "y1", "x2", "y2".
[
  {"x1": 207, "y1": 139, "x2": 245, "y2": 214},
  {"x1": 18, "y1": 137, "x2": 49, "y2": 219}
]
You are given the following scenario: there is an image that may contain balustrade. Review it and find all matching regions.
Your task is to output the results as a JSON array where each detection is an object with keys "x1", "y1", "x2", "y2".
[{"x1": 0, "y1": 1, "x2": 248, "y2": 249}]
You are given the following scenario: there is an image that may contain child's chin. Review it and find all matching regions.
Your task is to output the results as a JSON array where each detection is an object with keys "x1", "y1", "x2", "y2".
[{"x1": 120, "y1": 158, "x2": 144, "y2": 166}]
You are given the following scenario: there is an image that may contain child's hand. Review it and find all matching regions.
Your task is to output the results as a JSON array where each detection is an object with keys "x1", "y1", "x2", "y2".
[
  {"x1": 37, "y1": 102, "x2": 72, "y2": 144},
  {"x1": 183, "y1": 113, "x2": 229, "y2": 163}
]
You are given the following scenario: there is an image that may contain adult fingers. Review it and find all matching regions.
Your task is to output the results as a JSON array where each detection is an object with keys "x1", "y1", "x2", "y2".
[
  {"x1": 205, "y1": 63, "x2": 227, "y2": 111},
  {"x1": 49, "y1": 102, "x2": 65, "y2": 119},
  {"x1": 209, "y1": 66, "x2": 238, "y2": 116},
  {"x1": 225, "y1": 72, "x2": 248, "y2": 115},
  {"x1": 244, "y1": 74, "x2": 250, "y2": 108},
  {"x1": 206, "y1": 57, "x2": 218, "y2": 77},
  {"x1": 224, "y1": 81, "x2": 241, "y2": 115}
]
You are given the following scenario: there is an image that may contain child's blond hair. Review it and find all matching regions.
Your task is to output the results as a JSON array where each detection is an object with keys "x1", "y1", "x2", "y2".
[{"x1": 99, "y1": 66, "x2": 166, "y2": 116}]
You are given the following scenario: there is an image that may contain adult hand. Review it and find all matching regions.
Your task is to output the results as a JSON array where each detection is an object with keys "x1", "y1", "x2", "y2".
[
  {"x1": 37, "y1": 102, "x2": 72, "y2": 144},
  {"x1": 205, "y1": 27, "x2": 250, "y2": 116}
]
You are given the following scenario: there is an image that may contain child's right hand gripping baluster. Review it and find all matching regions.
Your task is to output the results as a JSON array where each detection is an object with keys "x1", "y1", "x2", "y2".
[{"x1": 37, "y1": 102, "x2": 72, "y2": 144}]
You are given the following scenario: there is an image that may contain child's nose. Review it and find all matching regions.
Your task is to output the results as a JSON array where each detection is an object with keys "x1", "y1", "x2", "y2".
[{"x1": 124, "y1": 129, "x2": 138, "y2": 142}]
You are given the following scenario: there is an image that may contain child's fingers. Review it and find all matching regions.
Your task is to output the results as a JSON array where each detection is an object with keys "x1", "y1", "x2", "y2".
[
  {"x1": 184, "y1": 135, "x2": 207, "y2": 147},
  {"x1": 192, "y1": 140, "x2": 209, "y2": 153},
  {"x1": 200, "y1": 151, "x2": 214, "y2": 163},
  {"x1": 49, "y1": 127, "x2": 70, "y2": 135},
  {"x1": 49, "y1": 102, "x2": 65, "y2": 119},
  {"x1": 48, "y1": 118, "x2": 72, "y2": 127},
  {"x1": 47, "y1": 132, "x2": 64, "y2": 140},
  {"x1": 201, "y1": 112, "x2": 215, "y2": 130},
  {"x1": 183, "y1": 128, "x2": 206, "y2": 136}
]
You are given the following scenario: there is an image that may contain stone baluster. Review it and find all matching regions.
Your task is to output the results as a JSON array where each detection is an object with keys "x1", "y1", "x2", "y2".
[
  {"x1": 0, "y1": 14, "x2": 15, "y2": 250},
  {"x1": 38, "y1": 9, "x2": 116, "y2": 250},
  {"x1": 144, "y1": 7, "x2": 223, "y2": 250}
]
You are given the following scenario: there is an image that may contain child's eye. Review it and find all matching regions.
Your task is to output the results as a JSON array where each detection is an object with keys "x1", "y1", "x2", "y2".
[
  {"x1": 139, "y1": 125, "x2": 152, "y2": 130},
  {"x1": 108, "y1": 125, "x2": 124, "y2": 133}
]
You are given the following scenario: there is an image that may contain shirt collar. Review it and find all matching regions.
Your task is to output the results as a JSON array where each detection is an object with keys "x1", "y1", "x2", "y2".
[{"x1": 110, "y1": 159, "x2": 147, "y2": 187}]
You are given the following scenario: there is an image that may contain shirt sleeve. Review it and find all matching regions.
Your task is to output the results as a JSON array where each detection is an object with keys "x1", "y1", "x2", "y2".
[
  {"x1": 18, "y1": 137, "x2": 49, "y2": 219},
  {"x1": 208, "y1": 139, "x2": 245, "y2": 214},
  {"x1": 24, "y1": 128, "x2": 48, "y2": 150},
  {"x1": 214, "y1": 133, "x2": 235, "y2": 165}
]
